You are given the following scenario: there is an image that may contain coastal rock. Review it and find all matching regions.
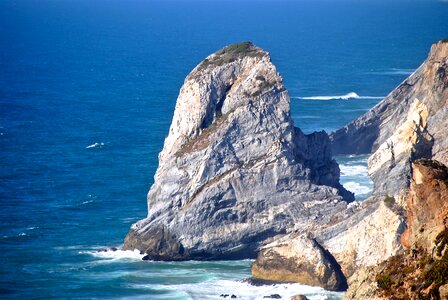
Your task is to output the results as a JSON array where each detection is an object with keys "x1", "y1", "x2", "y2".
[
  {"x1": 123, "y1": 42, "x2": 353, "y2": 260},
  {"x1": 345, "y1": 159, "x2": 448, "y2": 299},
  {"x1": 290, "y1": 296, "x2": 309, "y2": 300},
  {"x1": 401, "y1": 159, "x2": 448, "y2": 252},
  {"x1": 251, "y1": 233, "x2": 347, "y2": 291},
  {"x1": 331, "y1": 40, "x2": 448, "y2": 197},
  {"x1": 317, "y1": 198, "x2": 405, "y2": 278}
]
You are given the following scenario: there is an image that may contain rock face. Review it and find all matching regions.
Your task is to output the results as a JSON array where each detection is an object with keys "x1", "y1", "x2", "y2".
[
  {"x1": 251, "y1": 233, "x2": 347, "y2": 291},
  {"x1": 252, "y1": 40, "x2": 448, "y2": 293},
  {"x1": 331, "y1": 40, "x2": 448, "y2": 198},
  {"x1": 123, "y1": 42, "x2": 353, "y2": 260},
  {"x1": 401, "y1": 159, "x2": 448, "y2": 252},
  {"x1": 317, "y1": 198, "x2": 405, "y2": 279},
  {"x1": 345, "y1": 159, "x2": 448, "y2": 300}
]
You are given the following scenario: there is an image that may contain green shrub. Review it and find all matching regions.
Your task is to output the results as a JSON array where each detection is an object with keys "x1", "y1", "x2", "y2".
[
  {"x1": 376, "y1": 274, "x2": 393, "y2": 289},
  {"x1": 384, "y1": 195, "x2": 395, "y2": 208}
]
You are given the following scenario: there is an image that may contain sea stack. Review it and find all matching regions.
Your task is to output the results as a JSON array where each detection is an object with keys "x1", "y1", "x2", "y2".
[{"x1": 123, "y1": 42, "x2": 353, "y2": 260}]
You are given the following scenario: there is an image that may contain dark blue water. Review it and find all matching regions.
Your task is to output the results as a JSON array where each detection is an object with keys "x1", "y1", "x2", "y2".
[{"x1": 1, "y1": 0, "x2": 447, "y2": 299}]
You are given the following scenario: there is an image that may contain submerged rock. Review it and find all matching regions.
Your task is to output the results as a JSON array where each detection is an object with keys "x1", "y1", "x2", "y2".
[
  {"x1": 331, "y1": 40, "x2": 448, "y2": 198},
  {"x1": 123, "y1": 42, "x2": 352, "y2": 260}
]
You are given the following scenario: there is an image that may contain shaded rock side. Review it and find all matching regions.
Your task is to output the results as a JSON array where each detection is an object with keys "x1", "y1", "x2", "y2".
[
  {"x1": 123, "y1": 42, "x2": 353, "y2": 260},
  {"x1": 345, "y1": 159, "x2": 448, "y2": 300},
  {"x1": 251, "y1": 233, "x2": 347, "y2": 291},
  {"x1": 401, "y1": 159, "x2": 448, "y2": 252},
  {"x1": 330, "y1": 40, "x2": 448, "y2": 197}
]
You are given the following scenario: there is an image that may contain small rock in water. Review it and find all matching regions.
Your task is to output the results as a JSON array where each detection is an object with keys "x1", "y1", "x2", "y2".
[
  {"x1": 141, "y1": 255, "x2": 150, "y2": 261},
  {"x1": 290, "y1": 295, "x2": 309, "y2": 300},
  {"x1": 264, "y1": 295, "x2": 281, "y2": 299},
  {"x1": 110, "y1": 247, "x2": 118, "y2": 251},
  {"x1": 220, "y1": 294, "x2": 229, "y2": 298},
  {"x1": 231, "y1": 295, "x2": 237, "y2": 299}
]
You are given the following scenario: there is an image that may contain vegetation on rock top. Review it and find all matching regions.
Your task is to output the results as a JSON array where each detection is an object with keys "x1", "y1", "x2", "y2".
[{"x1": 195, "y1": 42, "x2": 265, "y2": 72}]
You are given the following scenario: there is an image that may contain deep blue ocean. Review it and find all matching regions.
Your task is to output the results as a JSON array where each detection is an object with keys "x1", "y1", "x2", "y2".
[{"x1": 1, "y1": 0, "x2": 447, "y2": 299}]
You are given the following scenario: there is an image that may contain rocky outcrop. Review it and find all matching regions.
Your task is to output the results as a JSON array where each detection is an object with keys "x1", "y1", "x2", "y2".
[
  {"x1": 401, "y1": 159, "x2": 448, "y2": 252},
  {"x1": 331, "y1": 40, "x2": 448, "y2": 198},
  {"x1": 251, "y1": 233, "x2": 347, "y2": 291},
  {"x1": 251, "y1": 39, "x2": 448, "y2": 293},
  {"x1": 123, "y1": 42, "x2": 353, "y2": 260},
  {"x1": 317, "y1": 198, "x2": 405, "y2": 279},
  {"x1": 345, "y1": 159, "x2": 448, "y2": 300}
]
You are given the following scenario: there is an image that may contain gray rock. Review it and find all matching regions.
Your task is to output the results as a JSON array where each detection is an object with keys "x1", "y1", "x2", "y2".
[
  {"x1": 123, "y1": 42, "x2": 353, "y2": 260},
  {"x1": 331, "y1": 40, "x2": 448, "y2": 198},
  {"x1": 251, "y1": 233, "x2": 347, "y2": 291}
]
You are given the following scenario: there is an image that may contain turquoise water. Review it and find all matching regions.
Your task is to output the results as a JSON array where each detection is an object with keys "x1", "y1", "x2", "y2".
[{"x1": 1, "y1": 0, "x2": 447, "y2": 299}]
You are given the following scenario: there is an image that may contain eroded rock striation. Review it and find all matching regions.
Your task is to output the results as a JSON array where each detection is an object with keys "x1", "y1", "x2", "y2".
[
  {"x1": 251, "y1": 39, "x2": 448, "y2": 294},
  {"x1": 331, "y1": 40, "x2": 448, "y2": 198},
  {"x1": 123, "y1": 42, "x2": 353, "y2": 260}
]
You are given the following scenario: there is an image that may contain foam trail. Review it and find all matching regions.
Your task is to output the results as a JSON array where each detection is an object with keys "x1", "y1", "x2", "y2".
[
  {"x1": 293, "y1": 92, "x2": 383, "y2": 100},
  {"x1": 368, "y1": 68, "x2": 415, "y2": 75},
  {"x1": 133, "y1": 279, "x2": 344, "y2": 300}
]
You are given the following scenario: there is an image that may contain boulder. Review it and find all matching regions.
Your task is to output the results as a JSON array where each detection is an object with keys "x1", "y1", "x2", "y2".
[{"x1": 251, "y1": 233, "x2": 347, "y2": 291}]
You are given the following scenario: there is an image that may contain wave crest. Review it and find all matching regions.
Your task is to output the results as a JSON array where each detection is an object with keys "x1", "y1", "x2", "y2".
[{"x1": 294, "y1": 92, "x2": 383, "y2": 100}]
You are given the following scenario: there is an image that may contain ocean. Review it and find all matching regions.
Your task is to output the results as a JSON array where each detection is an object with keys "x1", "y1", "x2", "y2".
[{"x1": 1, "y1": 0, "x2": 447, "y2": 299}]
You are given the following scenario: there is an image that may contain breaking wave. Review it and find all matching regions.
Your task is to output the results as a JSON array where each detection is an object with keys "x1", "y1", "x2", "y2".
[
  {"x1": 80, "y1": 248, "x2": 144, "y2": 260},
  {"x1": 293, "y1": 92, "x2": 383, "y2": 100}
]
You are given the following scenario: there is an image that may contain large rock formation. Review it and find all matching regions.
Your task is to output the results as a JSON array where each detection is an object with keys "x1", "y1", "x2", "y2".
[
  {"x1": 123, "y1": 42, "x2": 353, "y2": 260},
  {"x1": 331, "y1": 40, "x2": 448, "y2": 198},
  {"x1": 251, "y1": 39, "x2": 447, "y2": 293}
]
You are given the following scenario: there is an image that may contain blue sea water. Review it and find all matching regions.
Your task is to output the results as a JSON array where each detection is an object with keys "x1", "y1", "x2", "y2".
[{"x1": 1, "y1": 0, "x2": 447, "y2": 299}]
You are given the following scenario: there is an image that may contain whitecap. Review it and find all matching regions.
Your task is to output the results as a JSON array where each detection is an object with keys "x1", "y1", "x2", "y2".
[
  {"x1": 343, "y1": 182, "x2": 371, "y2": 195},
  {"x1": 81, "y1": 248, "x2": 144, "y2": 260},
  {"x1": 293, "y1": 92, "x2": 383, "y2": 101},
  {"x1": 86, "y1": 142, "x2": 105, "y2": 149},
  {"x1": 133, "y1": 279, "x2": 343, "y2": 300},
  {"x1": 339, "y1": 164, "x2": 368, "y2": 176},
  {"x1": 81, "y1": 200, "x2": 94, "y2": 205}
]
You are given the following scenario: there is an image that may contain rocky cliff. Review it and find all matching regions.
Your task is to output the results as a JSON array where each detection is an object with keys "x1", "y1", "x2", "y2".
[
  {"x1": 345, "y1": 159, "x2": 448, "y2": 300},
  {"x1": 251, "y1": 39, "x2": 448, "y2": 294},
  {"x1": 123, "y1": 42, "x2": 353, "y2": 260},
  {"x1": 331, "y1": 40, "x2": 448, "y2": 198}
]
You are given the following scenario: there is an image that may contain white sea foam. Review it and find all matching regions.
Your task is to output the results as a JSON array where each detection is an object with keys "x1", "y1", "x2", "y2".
[
  {"x1": 133, "y1": 279, "x2": 343, "y2": 300},
  {"x1": 339, "y1": 164, "x2": 368, "y2": 176},
  {"x1": 368, "y1": 68, "x2": 415, "y2": 76},
  {"x1": 82, "y1": 249, "x2": 144, "y2": 260},
  {"x1": 293, "y1": 92, "x2": 383, "y2": 101},
  {"x1": 86, "y1": 142, "x2": 105, "y2": 149},
  {"x1": 343, "y1": 182, "x2": 371, "y2": 195}
]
